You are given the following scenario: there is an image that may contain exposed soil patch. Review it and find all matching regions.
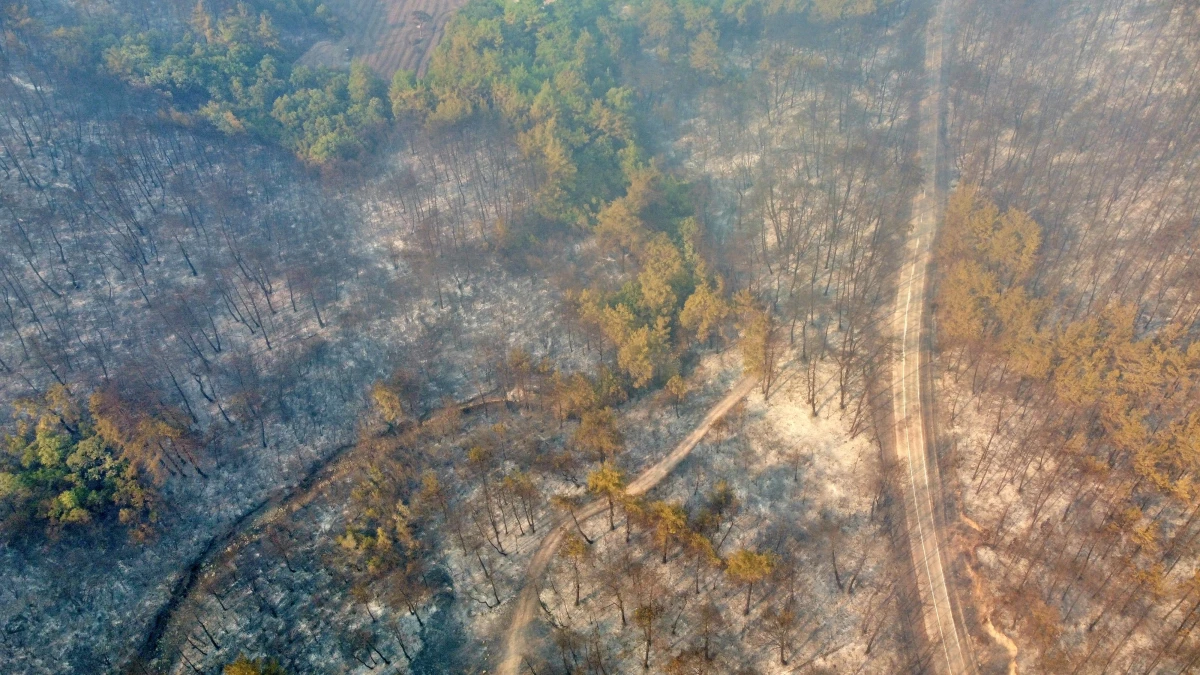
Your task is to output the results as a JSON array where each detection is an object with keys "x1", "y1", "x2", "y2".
[{"x1": 296, "y1": 0, "x2": 469, "y2": 77}]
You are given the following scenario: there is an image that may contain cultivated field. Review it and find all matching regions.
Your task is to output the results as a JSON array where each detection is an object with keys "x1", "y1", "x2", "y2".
[{"x1": 297, "y1": 0, "x2": 468, "y2": 77}]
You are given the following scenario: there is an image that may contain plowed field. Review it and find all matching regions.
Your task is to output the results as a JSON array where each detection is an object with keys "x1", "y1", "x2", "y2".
[{"x1": 297, "y1": 0, "x2": 467, "y2": 78}]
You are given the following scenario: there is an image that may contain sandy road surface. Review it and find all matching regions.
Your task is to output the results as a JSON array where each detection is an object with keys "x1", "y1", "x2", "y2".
[
  {"x1": 890, "y1": 0, "x2": 973, "y2": 673},
  {"x1": 496, "y1": 374, "x2": 758, "y2": 675}
]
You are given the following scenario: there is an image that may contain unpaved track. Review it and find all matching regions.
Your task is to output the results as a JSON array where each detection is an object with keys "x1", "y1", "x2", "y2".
[
  {"x1": 890, "y1": 0, "x2": 973, "y2": 673},
  {"x1": 496, "y1": 374, "x2": 757, "y2": 675}
]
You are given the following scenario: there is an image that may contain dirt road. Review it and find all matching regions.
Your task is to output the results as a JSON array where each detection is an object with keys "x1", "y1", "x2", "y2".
[
  {"x1": 496, "y1": 374, "x2": 758, "y2": 675},
  {"x1": 890, "y1": 1, "x2": 973, "y2": 673}
]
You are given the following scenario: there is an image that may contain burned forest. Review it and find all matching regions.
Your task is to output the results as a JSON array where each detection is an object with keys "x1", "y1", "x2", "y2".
[{"x1": 1, "y1": 0, "x2": 1198, "y2": 674}]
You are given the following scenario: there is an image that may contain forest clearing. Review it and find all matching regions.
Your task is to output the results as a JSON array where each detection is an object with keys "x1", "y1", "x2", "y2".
[{"x1": 296, "y1": 0, "x2": 468, "y2": 77}]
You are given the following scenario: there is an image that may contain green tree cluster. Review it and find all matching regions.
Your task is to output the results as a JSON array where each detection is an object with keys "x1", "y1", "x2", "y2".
[
  {"x1": 95, "y1": 1, "x2": 385, "y2": 162},
  {"x1": 937, "y1": 185, "x2": 1200, "y2": 586},
  {"x1": 396, "y1": 0, "x2": 641, "y2": 221},
  {"x1": 336, "y1": 462, "x2": 421, "y2": 575},
  {"x1": 725, "y1": 547, "x2": 776, "y2": 615},
  {"x1": 38, "y1": 0, "x2": 892, "y2": 166},
  {"x1": 735, "y1": 289, "x2": 781, "y2": 397},
  {"x1": 633, "y1": 0, "x2": 895, "y2": 69},
  {"x1": 0, "y1": 386, "x2": 160, "y2": 539},
  {"x1": 574, "y1": 175, "x2": 731, "y2": 389},
  {"x1": 935, "y1": 186, "x2": 1200, "y2": 668},
  {"x1": 936, "y1": 185, "x2": 1047, "y2": 378},
  {"x1": 224, "y1": 655, "x2": 287, "y2": 675},
  {"x1": 401, "y1": 0, "x2": 891, "y2": 212}
]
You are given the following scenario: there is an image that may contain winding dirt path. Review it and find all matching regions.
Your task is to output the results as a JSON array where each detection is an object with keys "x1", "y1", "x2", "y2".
[{"x1": 496, "y1": 374, "x2": 758, "y2": 675}]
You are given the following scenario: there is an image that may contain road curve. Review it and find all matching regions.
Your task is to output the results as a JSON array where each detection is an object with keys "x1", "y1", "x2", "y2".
[
  {"x1": 890, "y1": 0, "x2": 972, "y2": 673},
  {"x1": 496, "y1": 374, "x2": 758, "y2": 675}
]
